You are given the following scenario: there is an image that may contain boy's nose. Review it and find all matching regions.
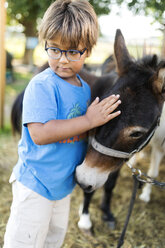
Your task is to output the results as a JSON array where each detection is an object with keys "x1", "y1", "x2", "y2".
[{"x1": 59, "y1": 52, "x2": 69, "y2": 62}]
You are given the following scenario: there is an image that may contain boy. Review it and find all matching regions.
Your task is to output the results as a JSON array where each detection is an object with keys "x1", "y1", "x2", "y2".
[{"x1": 4, "y1": 0, "x2": 121, "y2": 247}]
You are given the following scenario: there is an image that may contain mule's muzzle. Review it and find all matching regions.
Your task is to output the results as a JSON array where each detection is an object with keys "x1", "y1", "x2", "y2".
[
  {"x1": 75, "y1": 161, "x2": 110, "y2": 191},
  {"x1": 75, "y1": 174, "x2": 94, "y2": 193}
]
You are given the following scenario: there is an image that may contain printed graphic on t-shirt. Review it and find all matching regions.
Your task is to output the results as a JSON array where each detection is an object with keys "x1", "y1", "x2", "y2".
[
  {"x1": 67, "y1": 103, "x2": 85, "y2": 119},
  {"x1": 59, "y1": 133, "x2": 88, "y2": 144},
  {"x1": 59, "y1": 102, "x2": 89, "y2": 144}
]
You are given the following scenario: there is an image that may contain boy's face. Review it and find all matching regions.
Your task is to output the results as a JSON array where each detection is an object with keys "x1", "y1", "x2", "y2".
[{"x1": 46, "y1": 36, "x2": 89, "y2": 84}]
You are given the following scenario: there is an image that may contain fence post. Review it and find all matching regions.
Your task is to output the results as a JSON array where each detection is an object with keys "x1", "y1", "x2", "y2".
[
  {"x1": 161, "y1": 25, "x2": 165, "y2": 58},
  {"x1": 0, "y1": 0, "x2": 6, "y2": 129}
]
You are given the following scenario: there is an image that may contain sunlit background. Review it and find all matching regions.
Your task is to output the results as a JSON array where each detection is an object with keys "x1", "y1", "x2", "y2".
[{"x1": 5, "y1": 3, "x2": 164, "y2": 66}]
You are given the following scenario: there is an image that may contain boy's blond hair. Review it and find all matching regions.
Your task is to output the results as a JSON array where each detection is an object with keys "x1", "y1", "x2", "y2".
[{"x1": 39, "y1": 0, "x2": 99, "y2": 52}]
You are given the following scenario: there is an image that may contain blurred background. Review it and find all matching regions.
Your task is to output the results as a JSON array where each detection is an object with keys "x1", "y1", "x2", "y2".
[
  {"x1": 0, "y1": 1, "x2": 165, "y2": 247},
  {"x1": 1, "y1": 0, "x2": 165, "y2": 128},
  {"x1": 4, "y1": 0, "x2": 165, "y2": 68}
]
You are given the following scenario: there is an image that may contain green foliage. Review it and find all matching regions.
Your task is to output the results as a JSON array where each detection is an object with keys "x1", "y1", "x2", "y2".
[
  {"x1": 89, "y1": 0, "x2": 111, "y2": 16},
  {"x1": 7, "y1": 0, "x2": 52, "y2": 23},
  {"x1": 7, "y1": 0, "x2": 165, "y2": 37},
  {"x1": 7, "y1": 0, "x2": 112, "y2": 36},
  {"x1": 7, "y1": 0, "x2": 53, "y2": 35},
  {"x1": 116, "y1": 0, "x2": 165, "y2": 24}
]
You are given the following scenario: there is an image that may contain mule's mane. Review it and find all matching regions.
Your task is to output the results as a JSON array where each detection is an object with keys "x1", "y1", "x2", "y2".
[
  {"x1": 136, "y1": 54, "x2": 158, "y2": 71},
  {"x1": 102, "y1": 54, "x2": 158, "y2": 78}
]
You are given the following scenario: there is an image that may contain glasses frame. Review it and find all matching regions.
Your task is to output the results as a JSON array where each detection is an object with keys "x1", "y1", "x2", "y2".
[{"x1": 45, "y1": 41, "x2": 87, "y2": 61}]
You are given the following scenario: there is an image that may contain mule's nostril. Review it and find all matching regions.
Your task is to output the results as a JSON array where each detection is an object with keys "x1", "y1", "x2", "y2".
[
  {"x1": 86, "y1": 185, "x2": 92, "y2": 191},
  {"x1": 84, "y1": 185, "x2": 93, "y2": 193},
  {"x1": 75, "y1": 178, "x2": 94, "y2": 192}
]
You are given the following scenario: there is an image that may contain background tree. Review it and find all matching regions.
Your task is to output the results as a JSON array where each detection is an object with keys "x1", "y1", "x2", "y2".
[
  {"x1": 116, "y1": 0, "x2": 165, "y2": 57},
  {"x1": 7, "y1": 0, "x2": 112, "y2": 65},
  {"x1": 7, "y1": 0, "x2": 165, "y2": 64}
]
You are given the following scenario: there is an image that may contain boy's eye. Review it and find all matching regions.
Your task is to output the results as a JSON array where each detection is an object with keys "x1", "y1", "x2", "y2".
[
  {"x1": 68, "y1": 50, "x2": 79, "y2": 56},
  {"x1": 51, "y1": 48, "x2": 60, "y2": 54}
]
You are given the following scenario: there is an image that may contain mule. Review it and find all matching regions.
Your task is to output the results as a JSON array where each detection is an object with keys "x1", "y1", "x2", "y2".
[{"x1": 75, "y1": 29, "x2": 165, "y2": 230}]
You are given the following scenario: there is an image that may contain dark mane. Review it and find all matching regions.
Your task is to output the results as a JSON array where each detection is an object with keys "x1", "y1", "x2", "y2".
[{"x1": 137, "y1": 54, "x2": 158, "y2": 70}]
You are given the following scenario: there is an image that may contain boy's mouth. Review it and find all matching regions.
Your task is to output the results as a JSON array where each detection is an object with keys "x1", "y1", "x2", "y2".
[{"x1": 58, "y1": 67, "x2": 70, "y2": 71}]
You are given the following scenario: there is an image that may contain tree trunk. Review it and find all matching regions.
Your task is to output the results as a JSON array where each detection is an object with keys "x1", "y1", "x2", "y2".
[
  {"x1": 21, "y1": 20, "x2": 38, "y2": 65},
  {"x1": 23, "y1": 48, "x2": 34, "y2": 65}
]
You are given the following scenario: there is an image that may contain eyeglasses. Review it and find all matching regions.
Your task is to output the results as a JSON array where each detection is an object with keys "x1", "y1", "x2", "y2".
[{"x1": 45, "y1": 41, "x2": 87, "y2": 61}]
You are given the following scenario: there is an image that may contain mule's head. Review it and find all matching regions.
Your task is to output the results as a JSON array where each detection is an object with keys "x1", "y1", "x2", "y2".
[{"x1": 76, "y1": 29, "x2": 165, "y2": 192}]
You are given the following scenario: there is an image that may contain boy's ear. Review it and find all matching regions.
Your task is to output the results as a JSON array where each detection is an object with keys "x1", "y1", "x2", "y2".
[{"x1": 86, "y1": 49, "x2": 91, "y2": 57}]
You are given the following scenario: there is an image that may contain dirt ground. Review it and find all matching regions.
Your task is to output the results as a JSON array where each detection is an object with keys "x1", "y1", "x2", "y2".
[{"x1": 0, "y1": 134, "x2": 165, "y2": 248}]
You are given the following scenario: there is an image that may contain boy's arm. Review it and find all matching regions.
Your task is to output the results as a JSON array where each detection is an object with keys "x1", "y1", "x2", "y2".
[{"x1": 28, "y1": 95, "x2": 121, "y2": 145}]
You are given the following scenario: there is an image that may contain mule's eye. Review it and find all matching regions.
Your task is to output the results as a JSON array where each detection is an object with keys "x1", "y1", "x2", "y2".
[
  {"x1": 130, "y1": 131, "x2": 144, "y2": 138},
  {"x1": 123, "y1": 126, "x2": 147, "y2": 140}
]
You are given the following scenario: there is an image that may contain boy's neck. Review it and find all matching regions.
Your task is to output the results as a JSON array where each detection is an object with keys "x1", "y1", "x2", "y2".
[{"x1": 63, "y1": 76, "x2": 82, "y2": 87}]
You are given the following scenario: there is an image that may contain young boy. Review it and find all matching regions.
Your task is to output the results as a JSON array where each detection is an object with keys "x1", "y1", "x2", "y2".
[{"x1": 4, "y1": 0, "x2": 121, "y2": 247}]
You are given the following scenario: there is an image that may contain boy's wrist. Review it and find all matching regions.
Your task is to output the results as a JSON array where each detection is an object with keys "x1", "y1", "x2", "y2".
[{"x1": 83, "y1": 114, "x2": 93, "y2": 130}]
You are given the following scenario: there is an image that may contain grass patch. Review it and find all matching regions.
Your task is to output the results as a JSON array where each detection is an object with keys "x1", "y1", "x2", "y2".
[
  {"x1": 0, "y1": 125, "x2": 11, "y2": 136},
  {"x1": 6, "y1": 71, "x2": 32, "y2": 95},
  {"x1": 4, "y1": 70, "x2": 33, "y2": 130}
]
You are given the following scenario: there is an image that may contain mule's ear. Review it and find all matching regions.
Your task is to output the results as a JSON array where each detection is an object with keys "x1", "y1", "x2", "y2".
[
  {"x1": 153, "y1": 61, "x2": 165, "y2": 101},
  {"x1": 140, "y1": 54, "x2": 158, "y2": 70},
  {"x1": 114, "y1": 29, "x2": 133, "y2": 76}
]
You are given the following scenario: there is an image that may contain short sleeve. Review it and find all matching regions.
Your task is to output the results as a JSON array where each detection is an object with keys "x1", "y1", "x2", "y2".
[{"x1": 23, "y1": 80, "x2": 57, "y2": 126}]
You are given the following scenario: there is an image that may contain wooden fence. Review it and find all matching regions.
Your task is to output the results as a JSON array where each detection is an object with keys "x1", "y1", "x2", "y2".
[{"x1": 0, "y1": 0, "x2": 6, "y2": 128}]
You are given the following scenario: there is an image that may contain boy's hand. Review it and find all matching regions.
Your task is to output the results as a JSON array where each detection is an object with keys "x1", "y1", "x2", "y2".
[{"x1": 85, "y1": 94, "x2": 121, "y2": 129}]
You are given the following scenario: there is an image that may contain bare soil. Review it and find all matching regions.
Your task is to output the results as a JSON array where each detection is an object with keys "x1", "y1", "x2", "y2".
[{"x1": 0, "y1": 137, "x2": 165, "y2": 248}]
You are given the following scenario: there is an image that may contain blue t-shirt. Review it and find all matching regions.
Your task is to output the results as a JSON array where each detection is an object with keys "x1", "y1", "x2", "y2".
[{"x1": 13, "y1": 68, "x2": 91, "y2": 200}]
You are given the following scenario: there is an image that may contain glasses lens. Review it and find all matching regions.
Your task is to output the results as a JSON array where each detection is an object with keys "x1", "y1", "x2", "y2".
[
  {"x1": 47, "y1": 48, "x2": 61, "y2": 59},
  {"x1": 67, "y1": 50, "x2": 81, "y2": 61}
]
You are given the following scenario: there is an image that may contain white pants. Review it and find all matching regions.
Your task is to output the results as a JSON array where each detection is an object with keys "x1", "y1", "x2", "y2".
[{"x1": 3, "y1": 179, "x2": 70, "y2": 248}]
